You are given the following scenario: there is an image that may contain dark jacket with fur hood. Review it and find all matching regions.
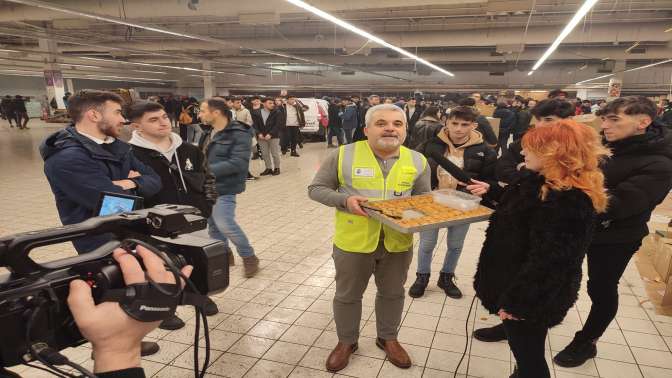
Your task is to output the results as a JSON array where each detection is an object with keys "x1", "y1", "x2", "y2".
[{"x1": 474, "y1": 173, "x2": 596, "y2": 327}]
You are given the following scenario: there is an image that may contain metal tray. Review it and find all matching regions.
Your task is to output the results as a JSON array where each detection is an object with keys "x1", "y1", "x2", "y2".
[{"x1": 364, "y1": 203, "x2": 493, "y2": 234}]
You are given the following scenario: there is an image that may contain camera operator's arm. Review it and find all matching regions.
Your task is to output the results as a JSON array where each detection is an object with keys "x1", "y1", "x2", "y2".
[{"x1": 67, "y1": 246, "x2": 192, "y2": 375}]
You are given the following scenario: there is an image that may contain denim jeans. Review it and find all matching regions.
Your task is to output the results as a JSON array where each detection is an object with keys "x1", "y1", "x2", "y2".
[
  {"x1": 327, "y1": 127, "x2": 344, "y2": 146},
  {"x1": 208, "y1": 194, "x2": 254, "y2": 258},
  {"x1": 343, "y1": 128, "x2": 355, "y2": 144},
  {"x1": 416, "y1": 224, "x2": 470, "y2": 274}
]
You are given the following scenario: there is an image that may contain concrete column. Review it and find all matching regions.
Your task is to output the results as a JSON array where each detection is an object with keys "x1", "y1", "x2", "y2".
[
  {"x1": 38, "y1": 38, "x2": 66, "y2": 109},
  {"x1": 203, "y1": 62, "x2": 214, "y2": 99}
]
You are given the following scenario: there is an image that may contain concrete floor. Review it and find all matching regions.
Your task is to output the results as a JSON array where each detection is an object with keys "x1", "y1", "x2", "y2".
[{"x1": 2, "y1": 119, "x2": 672, "y2": 378}]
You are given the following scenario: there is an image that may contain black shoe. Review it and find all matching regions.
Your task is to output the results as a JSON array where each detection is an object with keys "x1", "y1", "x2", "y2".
[
  {"x1": 251, "y1": 154, "x2": 260, "y2": 160},
  {"x1": 327, "y1": 144, "x2": 336, "y2": 148},
  {"x1": 204, "y1": 297, "x2": 219, "y2": 316},
  {"x1": 290, "y1": 151, "x2": 300, "y2": 157},
  {"x1": 473, "y1": 323, "x2": 507, "y2": 342},
  {"x1": 408, "y1": 273, "x2": 430, "y2": 298},
  {"x1": 140, "y1": 341, "x2": 160, "y2": 356},
  {"x1": 260, "y1": 169, "x2": 273, "y2": 176},
  {"x1": 437, "y1": 272, "x2": 462, "y2": 299},
  {"x1": 298, "y1": 143, "x2": 304, "y2": 149},
  {"x1": 247, "y1": 172, "x2": 258, "y2": 181},
  {"x1": 272, "y1": 168, "x2": 280, "y2": 175},
  {"x1": 553, "y1": 337, "x2": 597, "y2": 368},
  {"x1": 281, "y1": 150, "x2": 287, "y2": 155},
  {"x1": 159, "y1": 315, "x2": 185, "y2": 330},
  {"x1": 509, "y1": 366, "x2": 518, "y2": 378}
]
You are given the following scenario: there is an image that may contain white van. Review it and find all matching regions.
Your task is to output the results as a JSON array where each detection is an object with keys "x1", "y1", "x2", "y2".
[{"x1": 298, "y1": 98, "x2": 329, "y2": 139}]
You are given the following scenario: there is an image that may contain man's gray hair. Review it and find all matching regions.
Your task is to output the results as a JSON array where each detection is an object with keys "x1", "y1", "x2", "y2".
[{"x1": 364, "y1": 104, "x2": 407, "y2": 128}]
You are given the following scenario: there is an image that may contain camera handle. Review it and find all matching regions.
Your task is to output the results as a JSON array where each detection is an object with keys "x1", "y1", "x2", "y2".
[{"x1": 0, "y1": 213, "x2": 145, "y2": 276}]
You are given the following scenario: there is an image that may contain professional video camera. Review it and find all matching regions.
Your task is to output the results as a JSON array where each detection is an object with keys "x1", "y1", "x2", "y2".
[{"x1": 0, "y1": 202, "x2": 229, "y2": 376}]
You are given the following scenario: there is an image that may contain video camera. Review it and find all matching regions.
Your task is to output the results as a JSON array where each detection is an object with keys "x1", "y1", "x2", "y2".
[{"x1": 0, "y1": 203, "x2": 229, "y2": 370}]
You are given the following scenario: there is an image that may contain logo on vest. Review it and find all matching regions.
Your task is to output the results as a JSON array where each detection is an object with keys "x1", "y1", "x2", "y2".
[
  {"x1": 185, "y1": 158, "x2": 194, "y2": 171},
  {"x1": 354, "y1": 167, "x2": 375, "y2": 177}
]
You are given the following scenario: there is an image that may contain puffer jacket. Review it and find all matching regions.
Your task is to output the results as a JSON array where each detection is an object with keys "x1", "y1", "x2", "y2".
[
  {"x1": 593, "y1": 120, "x2": 672, "y2": 244},
  {"x1": 474, "y1": 173, "x2": 596, "y2": 327},
  {"x1": 205, "y1": 121, "x2": 253, "y2": 196},
  {"x1": 408, "y1": 116, "x2": 443, "y2": 151}
]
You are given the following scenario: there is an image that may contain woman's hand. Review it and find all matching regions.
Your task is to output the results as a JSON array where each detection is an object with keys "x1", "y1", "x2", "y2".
[
  {"x1": 466, "y1": 179, "x2": 490, "y2": 197},
  {"x1": 498, "y1": 309, "x2": 520, "y2": 321}
]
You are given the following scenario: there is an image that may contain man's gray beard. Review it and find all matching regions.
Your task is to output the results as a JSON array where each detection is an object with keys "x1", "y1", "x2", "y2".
[{"x1": 374, "y1": 137, "x2": 401, "y2": 150}]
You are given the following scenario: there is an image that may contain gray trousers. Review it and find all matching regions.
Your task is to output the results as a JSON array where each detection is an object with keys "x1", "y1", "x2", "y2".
[
  {"x1": 332, "y1": 242, "x2": 413, "y2": 344},
  {"x1": 258, "y1": 138, "x2": 281, "y2": 170}
]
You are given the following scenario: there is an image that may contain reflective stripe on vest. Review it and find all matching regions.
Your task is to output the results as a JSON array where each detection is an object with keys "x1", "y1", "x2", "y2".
[{"x1": 335, "y1": 141, "x2": 427, "y2": 253}]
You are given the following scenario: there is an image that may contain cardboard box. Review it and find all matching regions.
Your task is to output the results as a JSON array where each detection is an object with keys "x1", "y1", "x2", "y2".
[
  {"x1": 634, "y1": 241, "x2": 672, "y2": 315},
  {"x1": 476, "y1": 104, "x2": 495, "y2": 117},
  {"x1": 572, "y1": 114, "x2": 602, "y2": 133},
  {"x1": 654, "y1": 237, "x2": 672, "y2": 283}
]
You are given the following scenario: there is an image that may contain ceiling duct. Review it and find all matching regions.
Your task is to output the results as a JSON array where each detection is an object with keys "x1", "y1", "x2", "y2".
[
  {"x1": 489, "y1": 72, "x2": 505, "y2": 76},
  {"x1": 238, "y1": 12, "x2": 280, "y2": 25},
  {"x1": 629, "y1": 47, "x2": 647, "y2": 54}
]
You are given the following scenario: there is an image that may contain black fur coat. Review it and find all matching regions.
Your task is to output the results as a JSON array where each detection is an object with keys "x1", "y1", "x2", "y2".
[{"x1": 473, "y1": 173, "x2": 596, "y2": 327}]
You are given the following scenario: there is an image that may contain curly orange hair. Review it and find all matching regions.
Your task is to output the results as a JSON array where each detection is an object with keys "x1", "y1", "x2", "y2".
[{"x1": 521, "y1": 120, "x2": 609, "y2": 213}]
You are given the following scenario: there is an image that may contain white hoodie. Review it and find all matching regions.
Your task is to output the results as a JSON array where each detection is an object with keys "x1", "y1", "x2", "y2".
[
  {"x1": 129, "y1": 131, "x2": 189, "y2": 193},
  {"x1": 129, "y1": 131, "x2": 183, "y2": 161}
]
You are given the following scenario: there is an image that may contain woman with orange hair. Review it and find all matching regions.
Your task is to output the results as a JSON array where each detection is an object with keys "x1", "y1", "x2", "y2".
[{"x1": 472, "y1": 120, "x2": 609, "y2": 378}]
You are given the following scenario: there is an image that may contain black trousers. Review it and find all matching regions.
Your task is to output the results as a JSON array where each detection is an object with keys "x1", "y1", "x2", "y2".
[
  {"x1": 287, "y1": 127, "x2": 301, "y2": 151},
  {"x1": 576, "y1": 241, "x2": 642, "y2": 342},
  {"x1": 15, "y1": 111, "x2": 28, "y2": 128},
  {"x1": 504, "y1": 319, "x2": 550, "y2": 378}
]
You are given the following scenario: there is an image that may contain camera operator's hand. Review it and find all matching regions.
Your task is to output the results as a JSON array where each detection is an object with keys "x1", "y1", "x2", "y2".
[
  {"x1": 112, "y1": 179, "x2": 137, "y2": 190},
  {"x1": 67, "y1": 246, "x2": 193, "y2": 374}
]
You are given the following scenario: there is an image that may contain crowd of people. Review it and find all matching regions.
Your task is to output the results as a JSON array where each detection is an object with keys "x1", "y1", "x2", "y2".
[
  {"x1": 0, "y1": 94, "x2": 30, "y2": 129},
  {"x1": 0, "y1": 86, "x2": 666, "y2": 378}
]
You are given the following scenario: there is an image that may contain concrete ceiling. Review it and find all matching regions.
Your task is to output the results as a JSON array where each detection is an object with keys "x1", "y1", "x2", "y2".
[{"x1": 0, "y1": 0, "x2": 670, "y2": 93}]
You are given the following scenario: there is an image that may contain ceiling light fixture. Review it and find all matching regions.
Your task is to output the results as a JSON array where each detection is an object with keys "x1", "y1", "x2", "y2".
[
  {"x1": 284, "y1": 0, "x2": 454, "y2": 77},
  {"x1": 78, "y1": 56, "x2": 253, "y2": 77},
  {"x1": 56, "y1": 63, "x2": 101, "y2": 69},
  {"x1": 575, "y1": 58, "x2": 672, "y2": 85},
  {"x1": 527, "y1": 0, "x2": 599, "y2": 76}
]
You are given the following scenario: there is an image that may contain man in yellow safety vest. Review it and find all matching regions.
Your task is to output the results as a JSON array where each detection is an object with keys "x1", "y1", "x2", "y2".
[{"x1": 308, "y1": 103, "x2": 430, "y2": 372}]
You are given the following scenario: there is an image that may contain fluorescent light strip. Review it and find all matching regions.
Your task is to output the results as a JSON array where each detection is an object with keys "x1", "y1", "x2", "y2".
[
  {"x1": 576, "y1": 59, "x2": 672, "y2": 85},
  {"x1": 285, "y1": 0, "x2": 453, "y2": 77},
  {"x1": 528, "y1": 0, "x2": 599, "y2": 75},
  {"x1": 78, "y1": 56, "x2": 250, "y2": 76},
  {"x1": 57, "y1": 63, "x2": 101, "y2": 69}
]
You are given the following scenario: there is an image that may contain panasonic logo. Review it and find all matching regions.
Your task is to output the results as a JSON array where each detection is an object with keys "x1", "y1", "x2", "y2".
[{"x1": 139, "y1": 305, "x2": 170, "y2": 312}]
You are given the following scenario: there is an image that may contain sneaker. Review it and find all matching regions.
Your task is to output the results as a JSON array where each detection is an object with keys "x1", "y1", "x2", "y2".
[
  {"x1": 272, "y1": 168, "x2": 280, "y2": 175},
  {"x1": 159, "y1": 315, "x2": 185, "y2": 330},
  {"x1": 553, "y1": 337, "x2": 597, "y2": 368},
  {"x1": 408, "y1": 273, "x2": 430, "y2": 298},
  {"x1": 243, "y1": 255, "x2": 260, "y2": 278},
  {"x1": 473, "y1": 323, "x2": 507, "y2": 342},
  {"x1": 290, "y1": 151, "x2": 300, "y2": 157},
  {"x1": 437, "y1": 272, "x2": 462, "y2": 299},
  {"x1": 259, "y1": 169, "x2": 273, "y2": 176}
]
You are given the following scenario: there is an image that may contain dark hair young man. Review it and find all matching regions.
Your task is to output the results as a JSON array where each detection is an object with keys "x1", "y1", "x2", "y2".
[
  {"x1": 281, "y1": 94, "x2": 306, "y2": 156},
  {"x1": 198, "y1": 98, "x2": 259, "y2": 277},
  {"x1": 41, "y1": 91, "x2": 161, "y2": 254},
  {"x1": 251, "y1": 97, "x2": 283, "y2": 175},
  {"x1": 40, "y1": 91, "x2": 162, "y2": 357},
  {"x1": 495, "y1": 99, "x2": 575, "y2": 183},
  {"x1": 552, "y1": 97, "x2": 672, "y2": 367},
  {"x1": 457, "y1": 97, "x2": 498, "y2": 147},
  {"x1": 410, "y1": 106, "x2": 497, "y2": 299},
  {"x1": 126, "y1": 100, "x2": 219, "y2": 330}
]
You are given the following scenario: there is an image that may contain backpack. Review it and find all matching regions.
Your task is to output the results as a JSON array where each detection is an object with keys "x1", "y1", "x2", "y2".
[{"x1": 179, "y1": 105, "x2": 194, "y2": 125}]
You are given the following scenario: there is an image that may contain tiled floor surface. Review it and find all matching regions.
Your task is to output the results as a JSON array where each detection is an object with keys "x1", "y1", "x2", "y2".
[{"x1": 2, "y1": 120, "x2": 672, "y2": 377}]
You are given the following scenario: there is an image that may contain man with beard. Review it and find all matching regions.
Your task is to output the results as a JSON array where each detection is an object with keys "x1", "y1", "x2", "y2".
[
  {"x1": 308, "y1": 104, "x2": 430, "y2": 372},
  {"x1": 40, "y1": 90, "x2": 161, "y2": 356}
]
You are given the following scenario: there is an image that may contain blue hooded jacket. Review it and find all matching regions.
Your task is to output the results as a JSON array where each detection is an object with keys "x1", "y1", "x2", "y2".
[
  {"x1": 205, "y1": 120, "x2": 253, "y2": 195},
  {"x1": 40, "y1": 126, "x2": 161, "y2": 253}
]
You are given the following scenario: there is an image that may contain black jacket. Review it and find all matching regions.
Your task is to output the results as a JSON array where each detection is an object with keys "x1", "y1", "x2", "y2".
[
  {"x1": 328, "y1": 103, "x2": 342, "y2": 130},
  {"x1": 40, "y1": 126, "x2": 161, "y2": 253},
  {"x1": 512, "y1": 107, "x2": 532, "y2": 138},
  {"x1": 495, "y1": 140, "x2": 533, "y2": 184},
  {"x1": 251, "y1": 108, "x2": 283, "y2": 138},
  {"x1": 408, "y1": 116, "x2": 443, "y2": 151},
  {"x1": 476, "y1": 115, "x2": 498, "y2": 147},
  {"x1": 593, "y1": 121, "x2": 672, "y2": 245},
  {"x1": 474, "y1": 174, "x2": 596, "y2": 327},
  {"x1": 493, "y1": 105, "x2": 516, "y2": 132},
  {"x1": 130, "y1": 142, "x2": 215, "y2": 218}
]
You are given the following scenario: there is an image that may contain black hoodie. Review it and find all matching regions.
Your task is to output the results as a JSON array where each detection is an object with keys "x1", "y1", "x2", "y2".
[{"x1": 593, "y1": 121, "x2": 672, "y2": 244}]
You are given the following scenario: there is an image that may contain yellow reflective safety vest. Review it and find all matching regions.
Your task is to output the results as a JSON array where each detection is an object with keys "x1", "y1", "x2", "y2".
[{"x1": 335, "y1": 141, "x2": 427, "y2": 253}]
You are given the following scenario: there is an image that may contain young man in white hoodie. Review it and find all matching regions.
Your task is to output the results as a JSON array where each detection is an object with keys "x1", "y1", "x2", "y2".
[{"x1": 127, "y1": 101, "x2": 220, "y2": 330}]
